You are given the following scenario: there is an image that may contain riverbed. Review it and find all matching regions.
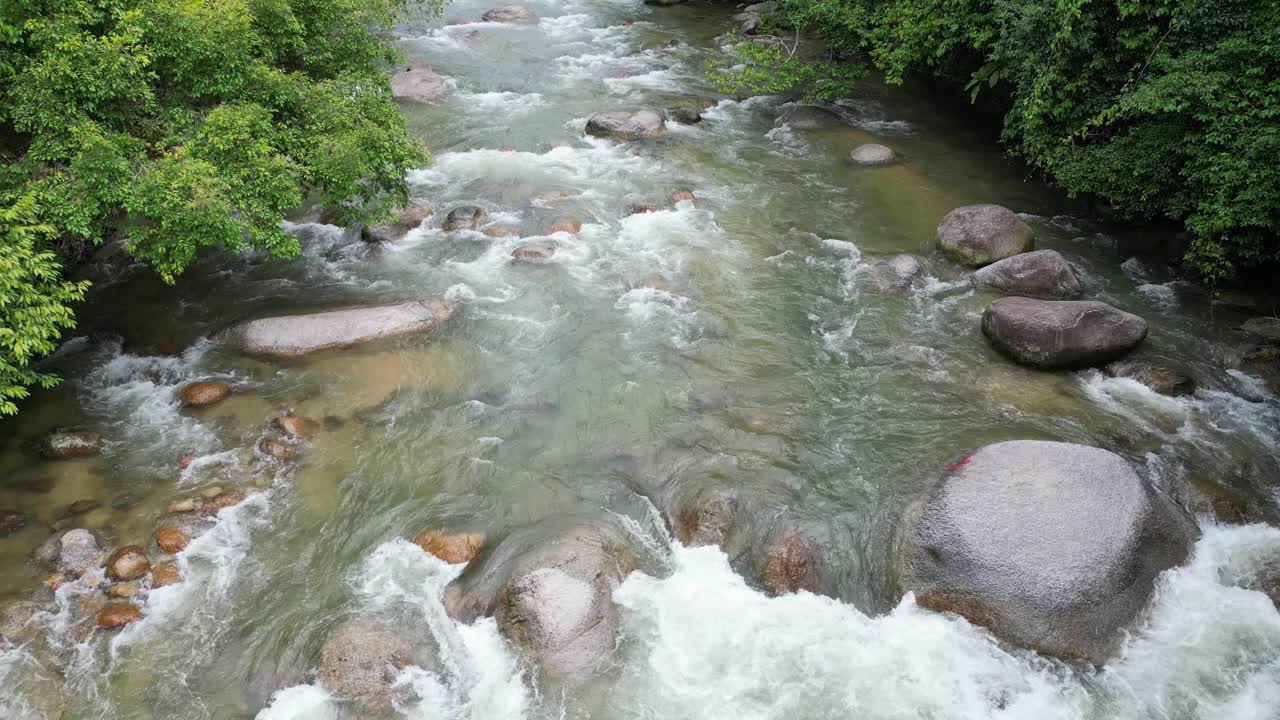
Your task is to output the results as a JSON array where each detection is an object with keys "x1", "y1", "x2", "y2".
[{"x1": 2, "y1": 1, "x2": 1280, "y2": 718}]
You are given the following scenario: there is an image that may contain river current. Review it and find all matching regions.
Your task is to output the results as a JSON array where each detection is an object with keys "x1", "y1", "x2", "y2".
[{"x1": 2, "y1": 1, "x2": 1280, "y2": 718}]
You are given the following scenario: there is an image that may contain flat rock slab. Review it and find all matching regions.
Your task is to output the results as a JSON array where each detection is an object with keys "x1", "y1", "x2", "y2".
[
  {"x1": 982, "y1": 297, "x2": 1147, "y2": 369},
  {"x1": 220, "y1": 298, "x2": 456, "y2": 358}
]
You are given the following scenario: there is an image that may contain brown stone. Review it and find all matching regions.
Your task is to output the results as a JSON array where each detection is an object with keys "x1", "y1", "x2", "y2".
[
  {"x1": 155, "y1": 526, "x2": 191, "y2": 554},
  {"x1": 671, "y1": 190, "x2": 696, "y2": 204},
  {"x1": 179, "y1": 452, "x2": 196, "y2": 469},
  {"x1": 482, "y1": 225, "x2": 521, "y2": 238},
  {"x1": 178, "y1": 381, "x2": 231, "y2": 407},
  {"x1": 96, "y1": 601, "x2": 143, "y2": 628},
  {"x1": 272, "y1": 415, "x2": 314, "y2": 438},
  {"x1": 548, "y1": 218, "x2": 581, "y2": 235},
  {"x1": 106, "y1": 581, "x2": 140, "y2": 599},
  {"x1": 413, "y1": 529, "x2": 487, "y2": 565},
  {"x1": 628, "y1": 204, "x2": 658, "y2": 215},
  {"x1": 203, "y1": 488, "x2": 246, "y2": 514},
  {"x1": 259, "y1": 437, "x2": 299, "y2": 461},
  {"x1": 530, "y1": 191, "x2": 572, "y2": 206},
  {"x1": 44, "y1": 574, "x2": 65, "y2": 592},
  {"x1": 674, "y1": 491, "x2": 737, "y2": 547},
  {"x1": 151, "y1": 563, "x2": 183, "y2": 588},
  {"x1": 106, "y1": 545, "x2": 151, "y2": 581},
  {"x1": 511, "y1": 241, "x2": 558, "y2": 263},
  {"x1": 758, "y1": 530, "x2": 820, "y2": 595}
]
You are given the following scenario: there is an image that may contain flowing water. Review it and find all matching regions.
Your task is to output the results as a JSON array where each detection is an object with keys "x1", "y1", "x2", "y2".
[{"x1": 2, "y1": 1, "x2": 1280, "y2": 718}]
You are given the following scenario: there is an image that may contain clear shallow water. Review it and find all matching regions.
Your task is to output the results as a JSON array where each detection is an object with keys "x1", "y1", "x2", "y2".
[{"x1": 2, "y1": 1, "x2": 1280, "y2": 718}]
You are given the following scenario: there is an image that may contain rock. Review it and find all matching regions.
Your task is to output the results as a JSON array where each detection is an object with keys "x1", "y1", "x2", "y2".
[
  {"x1": 511, "y1": 241, "x2": 558, "y2": 263},
  {"x1": 151, "y1": 563, "x2": 183, "y2": 588},
  {"x1": 482, "y1": 225, "x2": 520, "y2": 238},
  {"x1": 57, "y1": 498, "x2": 101, "y2": 519},
  {"x1": 481, "y1": 4, "x2": 537, "y2": 22},
  {"x1": 898, "y1": 440, "x2": 1195, "y2": 663},
  {"x1": 972, "y1": 249, "x2": 1083, "y2": 299},
  {"x1": 1241, "y1": 317, "x2": 1280, "y2": 340},
  {"x1": 154, "y1": 526, "x2": 191, "y2": 554},
  {"x1": 735, "y1": 12, "x2": 762, "y2": 34},
  {"x1": 203, "y1": 488, "x2": 246, "y2": 514},
  {"x1": 548, "y1": 218, "x2": 581, "y2": 234},
  {"x1": 671, "y1": 190, "x2": 696, "y2": 204},
  {"x1": 529, "y1": 191, "x2": 572, "y2": 207},
  {"x1": 36, "y1": 429, "x2": 102, "y2": 460},
  {"x1": 870, "y1": 254, "x2": 926, "y2": 290},
  {"x1": 937, "y1": 204, "x2": 1035, "y2": 267},
  {"x1": 666, "y1": 108, "x2": 702, "y2": 124},
  {"x1": 105, "y1": 545, "x2": 151, "y2": 581},
  {"x1": 362, "y1": 205, "x2": 432, "y2": 243},
  {"x1": 391, "y1": 59, "x2": 450, "y2": 103},
  {"x1": 200, "y1": 486, "x2": 225, "y2": 499},
  {"x1": 849, "y1": 143, "x2": 897, "y2": 166},
  {"x1": 638, "y1": 274, "x2": 672, "y2": 292},
  {"x1": 585, "y1": 111, "x2": 666, "y2": 141},
  {"x1": 96, "y1": 601, "x2": 143, "y2": 629},
  {"x1": 179, "y1": 452, "x2": 195, "y2": 469},
  {"x1": 0, "y1": 601, "x2": 41, "y2": 644},
  {"x1": 272, "y1": 415, "x2": 314, "y2": 438},
  {"x1": 0, "y1": 509, "x2": 26, "y2": 537},
  {"x1": 106, "y1": 581, "x2": 140, "y2": 599},
  {"x1": 178, "y1": 381, "x2": 230, "y2": 407},
  {"x1": 220, "y1": 298, "x2": 456, "y2": 358},
  {"x1": 413, "y1": 529, "x2": 487, "y2": 565},
  {"x1": 629, "y1": 204, "x2": 659, "y2": 215},
  {"x1": 167, "y1": 498, "x2": 200, "y2": 513},
  {"x1": 674, "y1": 490, "x2": 738, "y2": 547},
  {"x1": 318, "y1": 622, "x2": 413, "y2": 712},
  {"x1": 982, "y1": 297, "x2": 1148, "y2": 369},
  {"x1": 34, "y1": 528, "x2": 104, "y2": 577},
  {"x1": 1104, "y1": 361, "x2": 1196, "y2": 397},
  {"x1": 258, "y1": 437, "x2": 299, "y2": 461},
  {"x1": 442, "y1": 206, "x2": 489, "y2": 232},
  {"x1": 758, "y1": 529, "x2": 820, "y2": 595}
]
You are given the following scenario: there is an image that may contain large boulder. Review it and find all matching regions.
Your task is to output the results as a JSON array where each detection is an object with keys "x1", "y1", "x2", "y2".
[
  {"x1": 972, "y1": 249, "x2": 1083, "y2": 299},
  {"x1": 390, "y1": 59, "x2": 449, "y2": 104},
  {"x1": 220, "y1": 298, "x2": 456, "y2": 358},
  {"x1": 318, "y1": 621, "x2": 414, "y2": 713},
  {"x1": 937, "y1": 204, "x2": 1034, "y2": 267},
  {"x1": 362, "y1": 206, "x2": 432, "y2": 243},
  {"x1": 442, "y1": 205, "x2": 489, "y2": 232},
  {"x1": 585, "y1": 111, "x2": 666, "y2": 141},
  {"x1": 981, "y1": 297, "x2": 1148, "y2": 369},
  {"x1": 481, "y1": 5, "x2": 537, "y2": 23},
  {"x1": 445, "y1": 521, "x2": 641, "y2": 684},
  {"x1": 898, "y1": 440, "x2": 1195, "y2": 664}
]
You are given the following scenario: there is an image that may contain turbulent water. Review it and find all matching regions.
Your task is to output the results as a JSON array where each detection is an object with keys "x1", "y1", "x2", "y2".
[{"x1": 2, "y1": 1, "x2": 1280, "y2": 718}]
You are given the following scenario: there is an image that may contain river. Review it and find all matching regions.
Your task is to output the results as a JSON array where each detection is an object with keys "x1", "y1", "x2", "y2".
[{"x1": 2, "y1": 0, "x2": 1280, "y2": 718}]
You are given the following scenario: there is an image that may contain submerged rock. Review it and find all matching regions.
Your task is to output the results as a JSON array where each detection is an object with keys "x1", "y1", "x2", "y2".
[
  {"x1": 972, "y1": 249, "x2": 1083, "y2": 299},
  {"x1": 442, "y1": 205, "x2": 489, "y2": 232},
  {"x1": 391, "y1": 59, "x2": 449, "y2": 104},
  {"x1": 151, "y1": 562, "x2": 183, "y2": 588},
  {"x1": 1104, "y1": 360, "x2": 1196, "y2": 397},
  {"x1": 848, "y1": 143, "x2": 897, "y2": 166},
  {"x1": 585, "y1": 111, "x2": 666, "y2": 141},
  {"x1": 870, "y1": 254, "x2": 926, "y2": 290},
  {"x1": 362, "y1": 205, "x2": 432, "y2": 243},
  {"x1": 36, "y1": 429, "x2": 102, "y2": 460},
  {"x1": 548, "y1": 218, "x2": 581, "y2": 234},
  {"x1": 220, "y1": 298, "x2": 456, "y2": 358},
  {"x1": 0, "y1": 601, "x2": 42, "y2": 644},
  {"x1": 0, "y1": 509, "x2": 26, "y2": 537},
  {"x1": 937, "y1": 204, "x2": 1034, "y2": 267},
  {"x1": 482, "y1": 225, "x2": 521, "y2": 238},
  {"x1": 511, "y1": 241, "x2": 558, "y2": 263},
  {"x1": 481, "y1": 5, "x2": 537, "y2": 23},
  {"x1": 666, "y1": 108, "x2": 702, "y2": 124},
  {"x1": 272, "y1": 415, "x2": 314, "y2": 439},
  {"x1": 178, "y1": 381, "x2": 230, "y2": 408},
  {"x1": 258, "y1": 437, "x2": 299, "y2": 461},
  {"x1": 673, "y1": 490, "x2": 738, "y2": 548},
  {"x1": 318, "y1": 622, "x2": 414, "y2": 712},
  {"x1": 757, "y1": 528, "x2": 821, "y2": 595},
  {"x1": 413, "y1": 528, "x2": 487, "y2": 566},
  {"x1": 154, "y1": 526, "x2": 191, "y2": 554},
  {"x1": 203, "y1": 488, "x2": 246, "y2": 514},
  {"x1": 982, "y1": 297, "x2": 1148, "y2": 369},
  {"x1": 898, "y1": 440, "x2": 1195, "y2": 664},
  {"x1": 34, "y1": 528, "x2": 105, "y2": 577},
  {"x1": 105, "y1": 545, "x2": 151, "y2": 581}
]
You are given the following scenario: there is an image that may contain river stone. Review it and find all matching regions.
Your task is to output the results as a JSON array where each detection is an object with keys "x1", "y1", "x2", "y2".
[
  {"x1": 151, "y1": 562, "x2": 183, "y2": 588},
  {"x1": 938, "y1": 204, "x2": 1034, "y2": 266},
  {"x1": 972, "y1": 249, "x2": 1083, "y2": 299},
  {"x1": 36, "y1": 429, "x2": 102, "y2": 460},
  {"x1": 362, "y1": 206, "x2": 432, "y2": 243},
  {"x1": 96, "y1": 601, "x2": 143, "y2": 629},
  {"x1": 870, "y1": 254, "x2": 926, "y2": 290},
  {"x1": 34, "y1": 528, "x2": 105, "y2": 576},
  {"x1": 734, "y1": 11, "x2": 762, "y2": 34},
  {"x1": 482, "y1": 4, "x2": 537, "y2": 22},
  {"x1": 585, "y1": 111, "x2": 667, "y2": 141},
  {"x1": 674, "y1": 490, "x2": 738, "y2": 548},
  {"x1": 0, "y1": 601, "x2": 42, "y2": 645},
  {"x1": 220, "y1": 298, "x2": 456, "y2": 358},
  {"x1": 106, "y1": 545, "x2": 151, "y2": 581},
  {"x1": 898, "y1": 440, "x2": 1195, "y2": 663},
  {"x1": 1104, "y1": 360, "x2": 1196, "y2": 397},
  {"x1": 178, "y1": 381, "x2": 230, "y2": 407},
  {"x1": 1241, "y1": 317, "x2": 1280, "y2": 340},
  {"x1": 154, "y1": 526, "x2": 191, "y2": 554},
  {"x1": 413, "y1": 528, "x2": 487, "y2": 565},
  {"x1": 442, "y1": 205, "x2": 489, "y2": 232},
  {"x1": 272, "y1": 415, "x2": 314, "y2": 438},
  {"x1": 849, "y1": 143, "x2": 897, "y2": 166},
  {"x1": 258, "y1": 437, "x2": 299, "y2": 461},
  {"x1": 512, "y1": 241, "x2": 558, "y2": 263},
  {"x1": 757, "y1": 529, "x2": 821, "y2": 595},
  {"x1": 0, "y1": 509, "x2": 26, "y2": 537},
  {"x1": 666, "y1": 108, "x2": 702, "y2": 124},
  {"x1": 203, "y1": 488, "x2": 246, "y2": 514},
  {"x1": 391, "y1": 59, "x2": 449, "y2": 104},
  {"x1": 982, "y1": 297, "x2": 1148, "y2": 369},
  {"x1": 548, "y1": 218, "x2": 581, "y2": 234},
  {"x1": 318, "y1": 621, "x2": 413, "y2": 712}
]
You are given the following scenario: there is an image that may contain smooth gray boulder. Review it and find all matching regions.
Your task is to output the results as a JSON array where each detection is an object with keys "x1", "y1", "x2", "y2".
[
  {"x1": 938, "y1": 204, "x2": 1034, "y2": 266},
  {"x1": 442, "y1": 205, "x2": 489, "y2": 232},
  {"x1": 972, "y1": 249, "x2": 1082, "y2": 299},
  {"x1": 481, "y1": 4, "x2": 537, "y2": 23},
  {"x1": 362, "y1": 206, "x2": 432, "y2": 243},
  {"x1": 870, "y1": 254, "x2": 926, "y2": 290},
  {"x1": 849, "y1": 143, "x2": 897, "y2": 166},
  {"x1": 391, "y1": 59, "x2": 449, "y2": 104},
  {"x1": 585, "y1": 111, "x2": 666, "y2": 141},
  {"x1": 898, "y1": 440, "x2": 1195, "y2": 664},
  {"x1": 318, "y1": 622, "x2": 414, "y2": 712},
  {"x1": 220, "y1": 298, "x2": 456, "y2": 358},
  {"x1": 445, "y1": 522, "x2": 640, "y2": 684},
  {"x1": 982, "y1": 297, "x2": 1147, "y2": 369}
]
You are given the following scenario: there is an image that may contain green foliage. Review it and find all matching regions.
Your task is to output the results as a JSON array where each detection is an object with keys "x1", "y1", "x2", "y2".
[
  {"x1": 0, "y1": 0, "x2": 442, "y2": 413},
  {"x1": 709, "y1": 35, "x2": 864, "y2": 102},
  {"x1": 0, "y1": 194, "x2": 89, "y2": 416},
  {"x1": 743, "y1": 0, "x2": 1280, "y2": 281}
]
